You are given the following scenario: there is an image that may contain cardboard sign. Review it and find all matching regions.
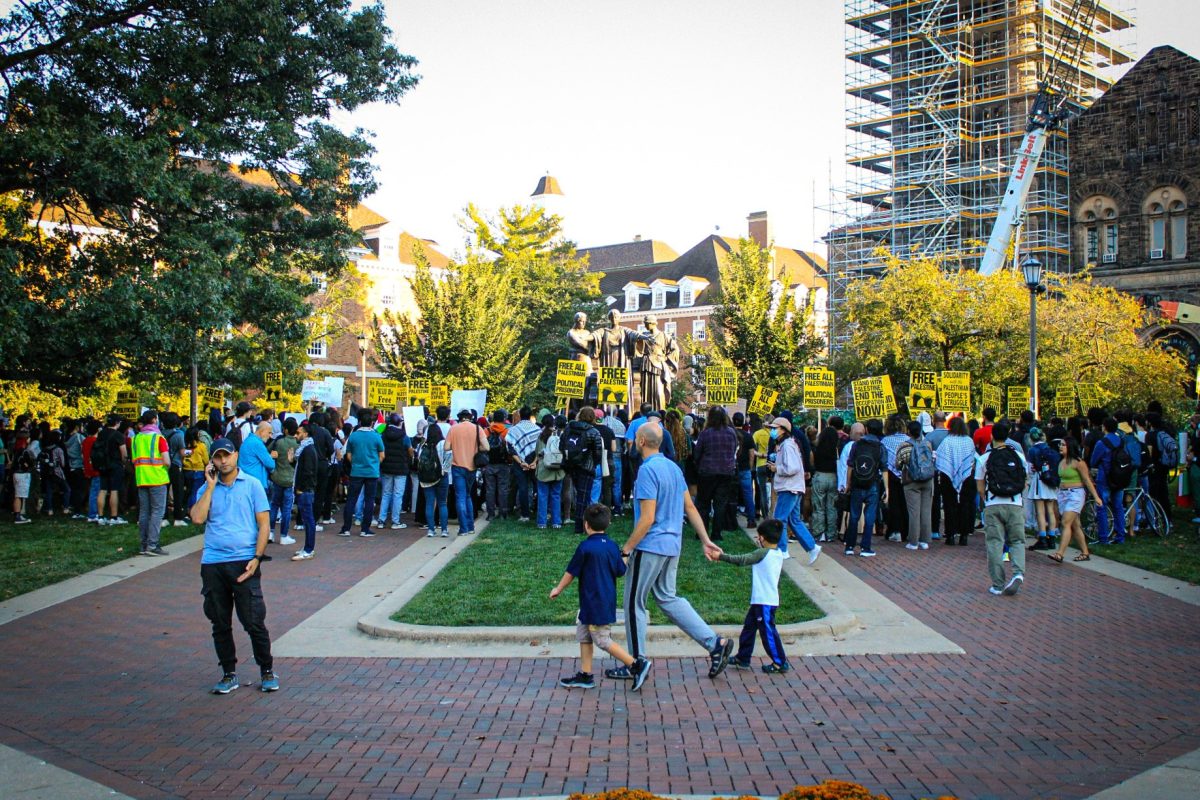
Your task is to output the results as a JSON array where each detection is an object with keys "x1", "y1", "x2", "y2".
[
  {"x1": 554, "y1": 360, "x2": 587, "y2": 399},
  {"x1": 851, "y1": 375, "x2": 897, "y2": 419},
  {"x1": 431, "y1": 384, "x2": 450, "y2": 408},
  {"x1": 705, "y1": 365, "x2": 738, "y2": 405},
  {"x1": 450, "y1": 389, "x2": 487, "y2": 419},
  {"x1": 939, "y1": 370, "x2": 971, "y2": 414},
  {"x1": 1054, "y1": 388, "x2": 1076, "y2": 418},
  {"x1": 367, "y1": 378, "x2": 401, "y2": 410},
  {"x1": 262, "y1": 371, "x2": 283, "y2": 404},
  {"x1": 199, "y1": 387, "x2": 225, "y2": 416},
  {"x1": 597, "y1": 367, "x2": 629, "y2": 405},
  {"x1": 747, "y1": 385, "x2": 779, "y2": 416},
  {"x1": 803, "y1": 367, "x2": 836, "y2": 409},
  {"x1": 1076, "y1": 382, "x2": 1101, "y2": 410},
  {"x1": 1006, "y1": 385, "x2": 1031, "y2": 417},
  {"x1": 407, "y1": 378, "x2": 431, "y2": 408},
  {"x1": 114, "y1": 389, "x2": 139, "y2": 419},
  {"x1": 981, "y1": 383, "x2": 1002, "y2": 415},
  {"x1": 907, "y1": 371, "x2": 939, "y2": 411}
]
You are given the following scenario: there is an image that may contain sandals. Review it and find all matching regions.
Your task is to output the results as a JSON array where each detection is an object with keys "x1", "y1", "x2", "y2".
[
  {"x1": 1073, "y1": 553, "x2": 1091, "y2": 562},
  {"x1": 1047, "y1": 553, "x2": 1063, "y2": 563}
]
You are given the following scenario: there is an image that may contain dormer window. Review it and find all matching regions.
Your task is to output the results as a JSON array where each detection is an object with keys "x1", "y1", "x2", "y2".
[
  {"x1": 680, "y1": 286, "x2": 694, "y2": 307},
  {"x1": 652, "y1": 288, "x2": 666, "y2": 309},
  {"x1": 625, "y1": 289, "x2": 639, "y2": 312}
]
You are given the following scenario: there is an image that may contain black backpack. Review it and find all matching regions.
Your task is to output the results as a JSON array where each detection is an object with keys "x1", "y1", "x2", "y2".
[
  {"x1": 1105, "y1": 437, "x2": 1135, "y2": 489},
  {"x1": 90, "y1": 432, "x2": 110, "y2": 471},
  {"x1": 37, "y1": 446, "x2": 59, "y2": 481},
  {"x1": 1031, "y1": 443, "x2": 1061, "y2": 489},
  {"x1": 417, "y1": 442, "x2": 442, "y2": 484},
  {"x1": 985, "y1": 447, "x2": 1026, "y2": 498},
  {"x1": 562, "y1": 426, "x2": 592, "y2": 471},
  {"x1": 1157, "y1": 430, "x2": 1179, "y2": 469},
  {"x1": 487, "y1": 430, "x2": 510, "y2": 465},
  {"x1": 850, "y1": 439, "x2": 882, "y2": 489}
]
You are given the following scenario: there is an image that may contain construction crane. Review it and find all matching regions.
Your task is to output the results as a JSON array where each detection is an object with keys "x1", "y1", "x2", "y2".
[{"x1": 978, "y1": 0, "x2": 1100, "y2": 276}]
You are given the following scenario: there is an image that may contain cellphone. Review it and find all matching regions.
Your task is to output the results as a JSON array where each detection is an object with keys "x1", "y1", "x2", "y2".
[{"x1": 207, "y1": 464, "x2": 218, "y2": 479}]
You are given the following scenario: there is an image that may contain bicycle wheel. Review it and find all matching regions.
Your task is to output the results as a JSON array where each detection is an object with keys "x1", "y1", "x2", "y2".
[
  {"x1": 1081, "y1": 497, "x2": 1099, "y2": 545},
  {"x1": 1146, "y1": 496, "x2": 1171, "y2": 538}
]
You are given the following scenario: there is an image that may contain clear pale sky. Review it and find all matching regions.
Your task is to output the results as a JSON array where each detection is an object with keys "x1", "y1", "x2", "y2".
[{"x1": 348, "y1": 0, "x2": 1199, "y2": 259}]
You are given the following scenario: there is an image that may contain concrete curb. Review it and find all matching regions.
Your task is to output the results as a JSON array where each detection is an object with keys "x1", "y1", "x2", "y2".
[{"x1": 356, "y1": 526, "x2": 858, "y2": 646}]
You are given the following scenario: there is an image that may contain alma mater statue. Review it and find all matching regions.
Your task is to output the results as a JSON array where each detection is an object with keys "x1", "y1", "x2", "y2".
[{"x1": 632, "y1": 314, "x2": 679, "y2": 410}]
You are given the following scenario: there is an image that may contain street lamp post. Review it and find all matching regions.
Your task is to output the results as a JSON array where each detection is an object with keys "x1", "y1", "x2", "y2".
[
  {"x1": 1022, "y1": 255, "x2": 1043, "y2": 418},
  {"x1": 357, "y1": 332, "x2": 369, "y2": 405}
]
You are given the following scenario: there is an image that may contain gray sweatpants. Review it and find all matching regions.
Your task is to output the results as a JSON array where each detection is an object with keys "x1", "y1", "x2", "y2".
[
  {"x1": 623, "y1": 549, "x2": 719, "y2": 659},
  {"x1": 138, "y1": 484, "x2": 167, "y2": 550}
]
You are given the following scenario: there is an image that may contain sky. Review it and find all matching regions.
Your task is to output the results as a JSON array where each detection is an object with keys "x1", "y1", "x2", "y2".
[{"x1": 346, "y1": 0, "x2": 1200, "y2": 260}]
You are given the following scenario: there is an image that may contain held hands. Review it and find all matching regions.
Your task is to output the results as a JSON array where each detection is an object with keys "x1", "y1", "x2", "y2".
[{"x1": 703, "y1": 543, "x2": 723, "y2": 562}]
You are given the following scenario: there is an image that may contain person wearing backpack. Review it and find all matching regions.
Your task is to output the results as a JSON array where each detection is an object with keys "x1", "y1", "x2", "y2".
[
  {"x1": 533, "y1": 413, "x2": 567, "y2": 529},
  {"x1": 841, "y1": 418, "x2": 886, "y2": 557},
  {"x1": 446, "y1": 408, "x2": 490, "y2": 535},
  {"x1": 37, "y1": 430, "x2": 68, "y2": 516},
  {"x1": 896, "y1": 420, "x2": 935, "y2": 550},
  {"x1": 563, "y1": 407, "x2": 607, "y2": 535},
  {"x1": 1146, "y1": 412, "x2": 1176, "y2": 515},
  {"x1": 418, "y1": 408, "x2": 453, "y2": 538},
  {"x1": 1088, "y1": 417, "x2": 1129, "y2": 545},
  {"x1": 1024, "y1": 427, "x2": 1061, "y2": 551},
  {"x1": 974, "y1": 421, "x2": 1028, "y2": 596},
  {"x1": 483, "y1": 410, "x2": 513, "y2": 522}
]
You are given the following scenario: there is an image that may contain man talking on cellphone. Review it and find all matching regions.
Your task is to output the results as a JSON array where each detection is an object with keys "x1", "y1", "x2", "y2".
[{"x1": 190, "y1": 437, "x2": 278, "y2": 695}]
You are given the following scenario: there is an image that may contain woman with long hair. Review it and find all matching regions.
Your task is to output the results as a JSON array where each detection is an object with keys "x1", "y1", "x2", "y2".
[
  {"x1": 691, "y1": 406, "x2": 738, "y2": 542},
  {"x1": 1049, "y1": 437, "x2": 1102, "y2": 563},
  {"x1": 665, "y1": 409, "x2": 690, "y2": 466},
  {"x1": 533, "y1": 413, "x2": 566, "y2": 529}
]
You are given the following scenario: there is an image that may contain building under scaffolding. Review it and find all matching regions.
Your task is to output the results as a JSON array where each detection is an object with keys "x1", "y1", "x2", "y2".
[{"x1": 825, "y1": 0, "x2": 1135, "y2": 324}]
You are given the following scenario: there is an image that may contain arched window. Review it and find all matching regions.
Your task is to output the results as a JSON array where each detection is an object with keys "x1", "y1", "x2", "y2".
[
  {"x1": 1076, "y1": 194, "x2": 1119, "y2": 264},
  {"x1": 1144, "y1": 186, "x2": 1188, "y2": 259}
]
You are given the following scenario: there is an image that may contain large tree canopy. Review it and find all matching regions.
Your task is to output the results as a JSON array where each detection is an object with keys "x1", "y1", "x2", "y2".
[{"x1": 0, "y1": 0, "x2": 418, "y2": 391}]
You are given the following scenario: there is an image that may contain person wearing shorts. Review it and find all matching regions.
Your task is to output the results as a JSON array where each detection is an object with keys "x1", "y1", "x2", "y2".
[
  {"x1": 12, "y1": 449, "x2": 33, "y2": 524},
  {"x1": 96, "y1": 415, "x2": 129, "y2": 526},
  {"x1": 550, "y1": 503, "x2": 651, "y2": 691}
]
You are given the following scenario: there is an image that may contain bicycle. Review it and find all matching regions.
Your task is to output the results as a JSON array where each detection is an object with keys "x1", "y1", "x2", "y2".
[{"x1": 1082, "y1": 486, "x2": 1170, "y2": 545}]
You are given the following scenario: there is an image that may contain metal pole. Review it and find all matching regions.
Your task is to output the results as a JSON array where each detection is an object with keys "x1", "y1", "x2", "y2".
[
  {"x1": 1029, "y1": 285, "x2": 1038, "y2": 418},
  {"x1": 360, "y1": 349, "x2": 367, "y2": 405},
  {"x1": 190, "y1": 358, "x2": 199, "y2": 426}
]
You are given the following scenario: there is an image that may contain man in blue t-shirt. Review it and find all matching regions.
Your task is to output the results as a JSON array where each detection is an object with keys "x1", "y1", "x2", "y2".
[
  {"x1": 608, "y1": 422, "x2": 735, "y2": 683},
  {"x1": 190, "y1": 438, "x2": 276, "y2": 695},
  {"x1": 339, "y1": 408, "x2": 386, "y2": 538}
]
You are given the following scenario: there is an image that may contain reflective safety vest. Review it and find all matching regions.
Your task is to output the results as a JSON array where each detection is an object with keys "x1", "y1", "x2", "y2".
[{"x1": 132, "y1": 432, "x2": 169, "y2": 487}]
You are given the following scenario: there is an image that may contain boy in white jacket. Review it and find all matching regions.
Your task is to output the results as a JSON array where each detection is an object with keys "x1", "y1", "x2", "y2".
[{"x1": 718, "y1": 519, "x2": 791, "y2": 674}]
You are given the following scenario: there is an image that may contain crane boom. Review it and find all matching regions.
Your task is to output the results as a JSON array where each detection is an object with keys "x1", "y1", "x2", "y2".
[{"x1": 977, "y1": 0, "x2": 1100, "y2": 277}]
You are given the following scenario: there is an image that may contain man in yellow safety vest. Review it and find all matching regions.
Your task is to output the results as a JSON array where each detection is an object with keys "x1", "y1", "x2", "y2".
[{"x1": 132, "y1": 410, "x2": 171, "y2": 556}]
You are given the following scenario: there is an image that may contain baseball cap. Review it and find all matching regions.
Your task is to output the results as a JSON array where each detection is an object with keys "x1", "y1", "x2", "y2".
[
  {"x1": 210, "y1": 438, "x2": 237, "y2": 455},
  {"x1": 769, "y1": 417, "x2": 793, "y2": 433}
]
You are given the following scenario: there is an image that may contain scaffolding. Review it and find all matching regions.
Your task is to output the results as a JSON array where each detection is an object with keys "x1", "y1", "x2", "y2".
[{"x1": 826, "y1": 0, "x2": 1135, "y2": 318}]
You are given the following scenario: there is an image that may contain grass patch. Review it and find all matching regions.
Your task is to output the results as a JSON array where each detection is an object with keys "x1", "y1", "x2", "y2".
[
  {"x1": 1089, "y1": 484, "x2": 1200, "y2": 584},
  {"x1": 392, "y1": 516, "x2": 824, "y2": 626},
  {"x1": 0, "y1": 516, "x2": 199, "y2": 601}
]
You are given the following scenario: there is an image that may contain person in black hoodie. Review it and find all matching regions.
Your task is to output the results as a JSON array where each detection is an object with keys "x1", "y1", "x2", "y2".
[
  {"x1": 291, "y1": 422, "x2": 321, "y2": 560},
  {"x1": 306, "y1": 412, "x2": 335, "y2": 524},
  {"x1": 378, "y1": 413, "x2": 413, "y2": 529}
]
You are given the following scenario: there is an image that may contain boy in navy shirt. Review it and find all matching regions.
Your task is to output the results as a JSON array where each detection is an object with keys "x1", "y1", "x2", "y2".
[{"x1": 550, "y1": 503, "x2": 652, "y2": 691}]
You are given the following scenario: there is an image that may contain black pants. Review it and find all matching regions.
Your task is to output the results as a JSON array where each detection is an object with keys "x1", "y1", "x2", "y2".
[
  {"x1": 940, "y1": 478, "x2": 976, "y2": 539},
  {"x1": 318, "y1": 463, "x2": 339, "y2": 521},
  {"x1": 696, "y1": 473, "x2": 735, "y2": 541},
  {"x1": 931, "y1": 472, "x2": 943, "y2": 535},
  {"x1": 168, "y1": 464, "x2": 187, "y2": 522},
  {"x1": 1149, "y1": 466, "x2": 1170, "y2": 515},
  {"x1": 886, "y1": 472, "x2": 908, "y2": 537},
  {"x1": 68, "y1": 468, "x2": 87, "y2": 514},
  {"x1": 571, "y1": 469, "x2": 594, "y2": 533},
  {"x1": 201, "y1": 561, "x2": 272, "y2": 675}
]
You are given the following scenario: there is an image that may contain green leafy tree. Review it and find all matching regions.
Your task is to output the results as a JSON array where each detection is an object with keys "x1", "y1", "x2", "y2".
[
  {"x1": 689, "y1": 237, "x2": 826, "y2": 409},
  {"x1": 0, "y1": 0, "x2": 418, "y2": 392}
]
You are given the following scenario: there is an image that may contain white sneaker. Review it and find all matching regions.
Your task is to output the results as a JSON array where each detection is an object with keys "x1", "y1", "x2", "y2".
[
  {"x1": 291, "y1": 551, "x2": 314, "y2": 561},
  {"x1": 160, "y1": 519, "x2": 169, "y2": 528},
  {"x1": 112, "y1": 517, "x2": 128, "y2": 525},
  {"x1": 887, "y1": 532, "x2": 901, "y2": 542},
  {"x1": 280, "y1": 535, "x2": 297, "y2": 545},
  {"x1": 373, "y1": 519, "x2": 384, "y2": 528},
  {"x1": 294, "y1": 523, "x2": 305, "y2": 530},
  {"x1": 97, "y1": 518, "x2": 110, "y2": 526},
  {"x1": 268, "y1": 536, "x2": 276, "y2": 544},
  {"x1": 87, "y1": 517, "x2": 99, "y2": 524},
  {"x1": 440, "y1": 530, "x2": 449, "y2": 538},
  {"x1": 807, "y1": 544, "x2": 822, "y2": 565},
  {"x1": 390, "y1": 523, "x2": 408, "y2": 530},
  {"x1": 174, "y1": 520, "x2": 188, "y2": 527},
  {"x1": 918, "y1": 542, "x2": 930, "y2": 550},
  {"x1": 905, "y1": 543, "x2": 919, "y2": 550},
  {"x1": 313, "y1": 525, "x2": 324, "y2": 532}
]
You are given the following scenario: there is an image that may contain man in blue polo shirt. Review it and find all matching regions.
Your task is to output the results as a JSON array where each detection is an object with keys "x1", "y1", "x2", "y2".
[
  {"x1": 608, "y1": 422, "x2": 734, "y2": 682},
  {"x1": 191, "y1": 438, "x2": 277, "y2": 695}
]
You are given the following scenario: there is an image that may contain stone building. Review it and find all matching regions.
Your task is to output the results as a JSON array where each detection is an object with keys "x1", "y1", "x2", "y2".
[{"x1": 1069, "y1": 44, "x2": 1200, "y2": 375}]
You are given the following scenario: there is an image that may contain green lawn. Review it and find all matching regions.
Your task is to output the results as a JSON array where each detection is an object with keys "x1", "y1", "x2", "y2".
[
  {"x1": 1087, "y1": 482, "x2": 1200, "y2": 585},
  {"x1": 0, "y1": 516, "x2": 199, "y2": 601},
  {"x1": 392, "y1": 516, "x2": 825, "y2": 627}
]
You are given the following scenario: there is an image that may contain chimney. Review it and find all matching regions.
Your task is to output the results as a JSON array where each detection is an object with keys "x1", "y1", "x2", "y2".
[{"x1": 747, "y1": 211, "x2": 771, "y2": 249}]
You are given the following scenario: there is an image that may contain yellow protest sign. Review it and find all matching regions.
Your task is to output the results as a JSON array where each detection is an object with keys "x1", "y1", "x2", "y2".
[
  {"x1": 1076, "y1": 382, "x2": 1101, "y2": 410},
  {"x1": 907, "y1": 371, "x2": 939, "y2": 412},
  {"x1": 407, "y1": 378, "x2": 431, "y2": 408},
  {"x1": 803, "y1": 367, "x2": 836, "y2": 409},
  {"x1": 199, "y1": 386, "x2": 225, "y2": 416},
  {"x1": 555, "y1": 360, "x2": 587, "y2": 399},
  {"x1": 114, "y1": 390, "x2": 139, "y2": 419},
  {"x1": 747, "y1": 386, "x2": 779, "y2": 416},
  {"x1": 1006, "y1": 385, "x2": 1031, "y2": 417},
  {"x1": 705, "y1": 365, "x2": 738, "y2": 405},
  {"x1": 939, "y1": 371, "x2": 971, "y2": 414},
  {"x1": 981, "y1": 383, "x2": 1002, "y2": 415},
  {"x1": 262, "y1": 371, "x2": 284, "y2": 404},
  {"x1": 597, "y1": 367, "x2": 629, "y2": 405},
  {"x1": 431, "y1": 384, "x2": 450, "y2": 408},
  {"x1": 1054, "y1": 387, "x2": 1076, "y2": 418},
  {"x1": 851, "y1": 375, "x2": 897, "y2": 419},
  {"x1": 367, "y1": 378, "x2": 401, "y2": 410}
]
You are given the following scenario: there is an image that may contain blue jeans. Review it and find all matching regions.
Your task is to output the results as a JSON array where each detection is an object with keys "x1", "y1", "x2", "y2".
[
  {"x1": 268, "y1": 483, "x2": 294, "y2": 539},
  {"x1": 737, "y1": 469, "x2": 756, "y2": 521},
  {"x1": 512, "y1": 463, "x2": 532, "y2": 518},
  {"x1": 1096, "y1": 482, "x2": 1127, "y2": 543},
  {"x1": 590, "y1": 462, "x2": 603, "y2": 504},
  {"x1": 452, "y1": 466, "x2": 477, "y2": 532},
  {"x1": 378, "y1": 474, "x2": 408, "y2": 524},
  {"x1": 846, "y1": 482, "x2": 880, "y2": 552},
  {"x1": 186, "y1": 471, "x2": 205, "y2": 510},
  {"x1": 754, "y1": 466, "x2": 772, "y2": 518},
  {"x1": 773, "y1": 490, "x2": 816, "y2": 554},
  {"x1": 87, "y1": 476, "x2": 101, "y2": 519},
  {"x1": 537, "y1": 479, "x2": 563, "y2": 527},
  {"x1": 343, "y1": 476, "x2": 378, "y2": 534},
  {"x1": 611, "y1": 455, "x2": 623, "y2": 513},
  {"x1": 424, "y1": 476, "x2": 449, "y2": 532},
  {"x1": 296, "y1": 490, "x2": 316, "y2": 553}
]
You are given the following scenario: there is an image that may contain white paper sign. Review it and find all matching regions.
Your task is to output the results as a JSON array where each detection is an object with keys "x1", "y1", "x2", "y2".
[
  {"x1": 450, "y1": 389, "x2": 487, "y2": 420},
  {"x1": 301, "y1": 377, "x2": 345, "y2": 406},
  {"x1": 401, "y1": 406, "x2": 425, "y2": 436},
  {"x1": 301, "y1": 380, "x2": 324, "y2": 401}
]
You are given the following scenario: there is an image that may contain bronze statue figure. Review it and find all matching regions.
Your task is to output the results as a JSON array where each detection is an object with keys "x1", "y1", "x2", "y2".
[{"x1": 633, "y1": 314, "x2": 678, "y2": 410}]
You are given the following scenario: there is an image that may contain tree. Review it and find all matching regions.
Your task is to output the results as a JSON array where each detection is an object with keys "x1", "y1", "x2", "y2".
[
  {"x1": 0, "y1": 1, "x2": 418, "y2": 392},
  {"x1": 374, "y1": 249, "x2": 534, "y2": 411},
  {"x1": 689, "y1": 237, "x2": 826, "y2": 409},
  {"x1": 836, "y1": 252, "x2": 1188, "y2": 414}
]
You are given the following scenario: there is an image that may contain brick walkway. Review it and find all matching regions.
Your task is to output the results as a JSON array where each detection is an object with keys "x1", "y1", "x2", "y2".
[{"x1": 1, "y1": 529, "x2": 1197, "y2": 800}]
